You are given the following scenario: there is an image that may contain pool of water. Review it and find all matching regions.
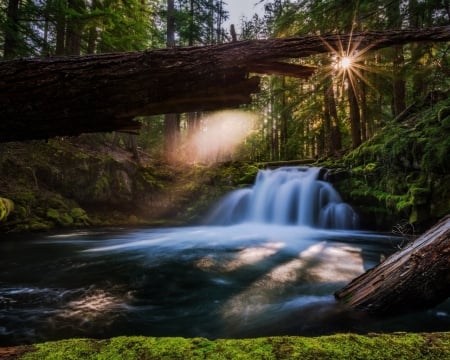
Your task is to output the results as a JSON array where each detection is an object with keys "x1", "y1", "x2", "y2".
[{"x1": 1, "y1": 224, "x2": 449, "y2": 346}]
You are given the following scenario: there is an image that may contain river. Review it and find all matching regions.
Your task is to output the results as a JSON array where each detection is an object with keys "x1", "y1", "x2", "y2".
[{"x1": 1, "y1": 167, "x2": 449, "y2": 346}]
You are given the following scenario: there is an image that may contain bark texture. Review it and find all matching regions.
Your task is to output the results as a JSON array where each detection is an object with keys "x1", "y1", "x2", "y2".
[
  {"x1": 335, "y1": 215, "x2": 450, "y2": 315},
  {"x1": 1, "y1": 26, "x2": 449, "y2": 142}
]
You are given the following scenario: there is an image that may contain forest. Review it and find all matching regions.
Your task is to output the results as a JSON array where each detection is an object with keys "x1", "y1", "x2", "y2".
[
  {"x1": 1, "y1": 0, "x2": 449, "y2": 230},
  {"x1": 0, "y1": 0, "x2": 450, "y2": 359},
  {"x1": 1, "y1": 0, "x2": 449, "y2": 158}
]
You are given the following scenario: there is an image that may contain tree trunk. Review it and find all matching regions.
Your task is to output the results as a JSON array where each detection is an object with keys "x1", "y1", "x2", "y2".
[
  {"x1": 55, "y1": 1, "x2": 67, "y2": 56},
  {"x1": 0, "y1": 26, "x2": 449, "y2": 142},
  {"x1": 392, "y1": 45, "x2": 406, "y2": 117},
  {"x1": 65, "y1": 0, "x2": 85, "y2": 55},
  {"x1": 324, "y1": 79, "x2": 342, "y2": 155},
  {"x1": 348, "y1": 76, "x2": 362, "y2": 149},
  {"x1": 164, "y1": 0, "x2": 180, "y2": 160},
  {"x1": 3, "y1": 0, "x2": 20, "y2": 59},
  {"x1": 335, "y1": 215, "x2": 450, "y2": 316}
]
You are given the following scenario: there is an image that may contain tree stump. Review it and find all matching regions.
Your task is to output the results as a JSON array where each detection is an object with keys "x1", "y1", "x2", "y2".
[{"x1": 335, "y1": 215, "x2": 450, "y2": 315}]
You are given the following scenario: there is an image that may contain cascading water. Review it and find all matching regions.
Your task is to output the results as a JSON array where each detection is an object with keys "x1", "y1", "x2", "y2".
[{"x1": 206, "y1": 166, "x2": 358, "y2": 229}]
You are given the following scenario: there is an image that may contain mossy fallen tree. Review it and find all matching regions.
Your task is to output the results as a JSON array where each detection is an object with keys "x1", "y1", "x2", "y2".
[
  {"x1": 1, "y1": 26, "x2": 449, "y2": 142},
  {"x1": 2, "y1": 333, "x2": 448, "y2": 360},
  {"x1": 335, "y1": 215, "x2": 450, "y2": 315}
]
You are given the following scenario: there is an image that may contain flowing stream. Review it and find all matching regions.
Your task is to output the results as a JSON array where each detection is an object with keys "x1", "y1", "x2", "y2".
[{"x1": 1, "y1": 167, "x2": 449, "y2": 346}]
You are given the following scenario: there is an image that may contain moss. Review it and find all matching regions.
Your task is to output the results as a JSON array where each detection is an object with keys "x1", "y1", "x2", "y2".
[
  {"x1": 28, "y1": 218, "x2": 52, "y2": 231},
  {"x1": 238, "y1": 164, "x2": 260, "y2": 184},
  {"x1": 70, "y1": 207, "x2": 90, "y2": 225},
  {"x1": 19, "y1": 333, "x2": 450, "y2": 360},
  {"x1": 337, "y1": 97, "x2": 450, "y2": 230},
  {"x1": 92, "y1": 175, "x2": 111, "y2": 200},
  {"x1": 0, "y1": 197, "x2": 14, "y2": 222},
  {"x1": 46, "y1": 208, "x2": 73, "y2": 227}
]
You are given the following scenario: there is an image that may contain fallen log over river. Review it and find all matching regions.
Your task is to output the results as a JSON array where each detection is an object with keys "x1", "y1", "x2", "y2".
[{"x1": 1, "y1": 26, "x2": 449, "y2": 142}]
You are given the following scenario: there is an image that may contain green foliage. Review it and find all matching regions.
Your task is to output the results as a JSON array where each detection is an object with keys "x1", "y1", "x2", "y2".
[
  {"x1": 239, "y1": 0, "x2": 450, "y2": 164},
  {"x1": 339, "y1": 97, "x2": 450, "y2": 229},
  {"x1": 0, "y1": 0, "x2": 164, "y2": 58},
  {"x1": 20, "y1": 333, "x2": 450, "y2": 360}
]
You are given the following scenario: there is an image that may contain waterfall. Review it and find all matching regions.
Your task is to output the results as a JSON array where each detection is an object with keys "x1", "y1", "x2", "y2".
[{"x1": 205, "y1": 166, "x2": 358, "y2": 229}]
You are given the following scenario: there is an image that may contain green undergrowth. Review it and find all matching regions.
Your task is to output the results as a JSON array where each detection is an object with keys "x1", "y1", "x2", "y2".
[
  {"x1": 20, "y1": 333, "x2": 450, "y2": 360},
  {"x1": 335, "y1": 96, "x2": 450, "y2": 230}
]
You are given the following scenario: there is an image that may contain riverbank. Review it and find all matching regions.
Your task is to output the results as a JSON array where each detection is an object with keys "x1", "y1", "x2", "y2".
[
  {"x1": 2, "y1": 333, "x2": 449, "y2": 359},
  {"x1": 0, "y1": 137, "x2": 259, "y2": 232}
]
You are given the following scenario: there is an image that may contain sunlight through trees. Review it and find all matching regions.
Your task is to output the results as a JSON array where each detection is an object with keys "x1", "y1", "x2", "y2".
[{"x1": 1, "y1": 0, "x2": 448, "y2": 163}]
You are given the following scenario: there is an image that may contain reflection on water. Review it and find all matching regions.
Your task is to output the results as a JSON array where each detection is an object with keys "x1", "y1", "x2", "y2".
[
  {"x1": 195, "y1": 241, "x2": 285, "y2": 272},
  {"x1": 55, "y1": 289, "x2": 124, "y2": 324},
  {"x1": 220, "y1": 241, "x2": 365, "y2": 334},
  {"x1": 1, "y1": 225, "x2": 450, "y2": 345}
]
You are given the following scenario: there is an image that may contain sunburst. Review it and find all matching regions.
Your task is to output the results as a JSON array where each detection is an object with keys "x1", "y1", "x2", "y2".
[{"x1": 320, "y1": 30, "x2": 385, "y2": 95}]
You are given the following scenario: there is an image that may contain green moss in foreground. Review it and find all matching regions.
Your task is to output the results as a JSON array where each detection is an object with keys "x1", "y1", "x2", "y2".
[{"x1": 20, "y1": 333, "x2": 450, "y2": 360}]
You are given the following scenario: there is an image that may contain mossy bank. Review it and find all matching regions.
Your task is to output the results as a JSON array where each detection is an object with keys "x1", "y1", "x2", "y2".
[
  {"x1": 5, "y1": 333, "x2": 448, "y2": 360},
  {"x1": 332, "y1": 95, "x2": 450, "y2": 231}
]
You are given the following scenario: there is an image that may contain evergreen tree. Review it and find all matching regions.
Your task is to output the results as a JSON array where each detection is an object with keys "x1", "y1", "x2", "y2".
[{"x1": 246, "y1": 0, "x2": 450, "y2": 160}]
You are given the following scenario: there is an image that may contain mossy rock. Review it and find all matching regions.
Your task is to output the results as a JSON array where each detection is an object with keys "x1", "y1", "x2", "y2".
[
  {"x1": 46, "y1": 208, "x2": 74, "y2": 226},
  {"x1": 70, "y1": 207, "x2": 90, "y2": 225},
  {"x1": 0, "y1": 197, "x2": 14, "y2": 222},
  {"x1": 239, "y1": 164, "x2": 260, "y2": 184}
]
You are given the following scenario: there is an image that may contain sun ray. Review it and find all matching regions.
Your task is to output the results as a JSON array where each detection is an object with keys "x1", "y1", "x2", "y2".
[{"x1": 316, "y1": 28, "x2": 389, "y2": 103}]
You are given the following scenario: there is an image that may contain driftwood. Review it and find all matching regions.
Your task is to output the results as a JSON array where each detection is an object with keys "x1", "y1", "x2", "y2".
[
  {"x1": 335, "y1": 215, "x2": 450, "y2": 315},
  {"x1": 1, "y1": 26, "x2": 449, "y2": 142}
]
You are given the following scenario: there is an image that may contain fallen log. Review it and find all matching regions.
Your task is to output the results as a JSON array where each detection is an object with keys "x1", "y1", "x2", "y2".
[
  {"x1": 1, "y1": 26, "x2": 449, "y2": 142},
  {"x1": 335, "y1": 215, "x2": 450, "y2": 315}
]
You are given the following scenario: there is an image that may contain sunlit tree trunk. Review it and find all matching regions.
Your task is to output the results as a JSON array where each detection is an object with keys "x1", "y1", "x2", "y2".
[
  {"x1": 409, "y1": 0, "x2": 427, "y2": 102},
  {"x1": 324, "y1": 78, "x2": 342, "y2": 155},
  {"x1": 164, "y1": 0, "x2": 180, "y2": 161},
  {"x1": 342, "y1": 0, "x2": 362, "y2": 148},
  {"x1": 329, "y1": 90, "x2": 342, "y2": 154},
  {"x1": 388, "y1": 0, "x2": 406, "y2": 117},
  {"x1": 86, "y1": 0, "x2": 100, "y2": 54},
  {"x1": 360, "y1": 78, "x2": 368, "y2": 142},
  {"x1": 392, "y1": 45, "x2": 406, "y2": 117},
  {"x1": 280, "y1": 76, "x2": 288, "y2": 160},
  {"x1": 185, "y1": 0, "x2": 199, "y2": 157},
  {"x1": 348, "y1": 75, "x2": 361, "y2": 148},
  {"x1": 268, "y1": 85, "x2": 275, "y2": 160}
]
